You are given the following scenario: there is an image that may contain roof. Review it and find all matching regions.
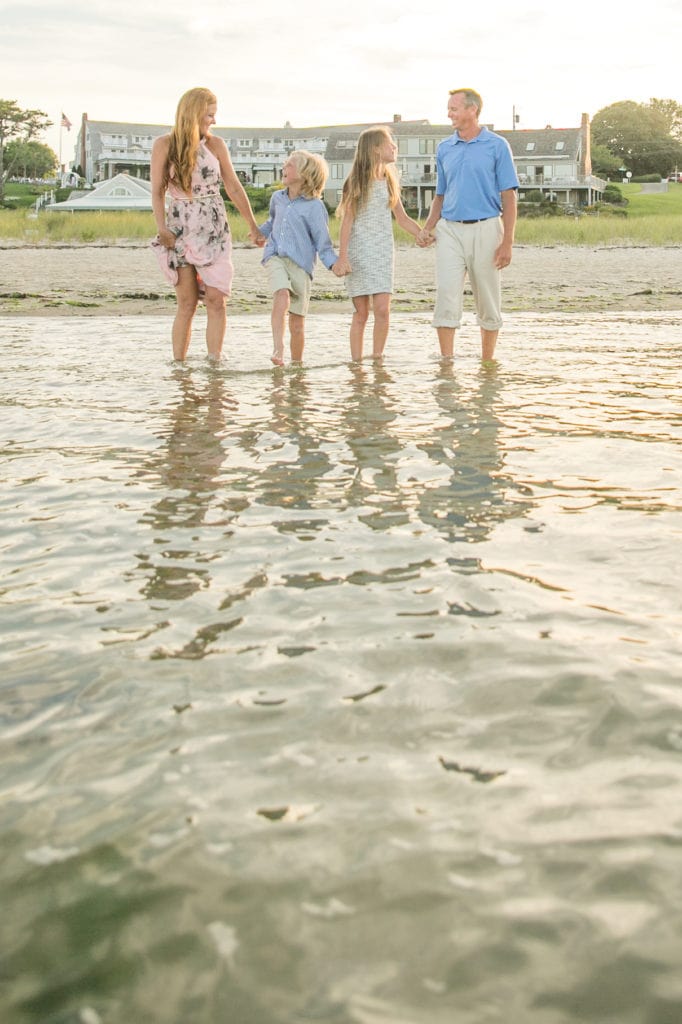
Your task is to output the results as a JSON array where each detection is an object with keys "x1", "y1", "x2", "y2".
[
  {"x1": 47, "y1": 173, "x2": 153, "y2": 211},
  {"x1": 498, "y1": 127, "x2": 582, "y2": 159}
]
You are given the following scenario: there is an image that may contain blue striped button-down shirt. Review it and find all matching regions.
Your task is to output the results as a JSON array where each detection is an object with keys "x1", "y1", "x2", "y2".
[{"x1": 260, "y1": 189, "x2": 338, "y2": 278}]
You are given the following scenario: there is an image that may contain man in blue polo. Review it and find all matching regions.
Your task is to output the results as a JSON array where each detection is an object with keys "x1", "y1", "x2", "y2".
[{"x1": 421, "y1": 88, "x2": 518, "y2": 361}]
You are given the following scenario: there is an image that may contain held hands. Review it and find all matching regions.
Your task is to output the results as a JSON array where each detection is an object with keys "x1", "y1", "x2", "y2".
[
  {"x1": 248, "y1": 227, "x2": 266, "y2": 247},
  {"x1": 332, "y1": 256, "x2": 351, "y2": 277},
  {"x1": 417, "y1": 227, "x2": 435, "y2": 248}
]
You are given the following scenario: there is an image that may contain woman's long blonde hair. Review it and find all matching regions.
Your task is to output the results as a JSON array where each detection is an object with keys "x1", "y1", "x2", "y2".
[
  {"x1": 337, "y1": 126, "x2": 400, "y2": 220},
  {"x1": 165, "y1": 87, "x2": 216, "y2": 194}
]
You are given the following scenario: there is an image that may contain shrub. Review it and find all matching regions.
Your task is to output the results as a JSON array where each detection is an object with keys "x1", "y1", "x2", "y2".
[
  {"x1": 583, "y1": 203, "x2": 628, "y2": 217},
  {"x1": 603, "y1": 184, "x2": 627, "y2": 205}
]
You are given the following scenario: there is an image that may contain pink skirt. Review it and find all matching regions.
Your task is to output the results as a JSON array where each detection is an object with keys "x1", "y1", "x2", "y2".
[{"x1": 152, "y1": 193, "x2": 233, "y2": 296}]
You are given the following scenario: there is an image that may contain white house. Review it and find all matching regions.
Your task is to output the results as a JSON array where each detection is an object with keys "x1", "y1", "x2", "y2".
[
  {"x1": 71, "y1": 113, "x2": 605, "y2": 211},
  {"x1": 47, "y1": 173, "x2": 153, "y2": 211}
]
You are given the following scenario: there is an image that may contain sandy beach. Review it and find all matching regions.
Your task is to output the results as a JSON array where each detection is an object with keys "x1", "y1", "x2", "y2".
[{"x1": 2, "y1": 241, "x2": 681, "y2": 317}]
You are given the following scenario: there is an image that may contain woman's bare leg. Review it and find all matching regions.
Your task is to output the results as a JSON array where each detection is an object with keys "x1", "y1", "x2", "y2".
[
  {"x1": 204, "y1": 284, "x2": 227, "y2": 360},
  {"x1": 172, "y1": 267, "x2": 199, "y2": 361}
]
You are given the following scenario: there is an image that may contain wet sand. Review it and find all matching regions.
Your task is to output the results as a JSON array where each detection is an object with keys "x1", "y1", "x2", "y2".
[{"x1": 2, "y1": 241, "x2": 682, "y2": 317}]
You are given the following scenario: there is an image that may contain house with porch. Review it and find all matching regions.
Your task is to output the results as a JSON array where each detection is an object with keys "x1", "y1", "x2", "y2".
[{"x1": 73, "y1": 112, "x2": 605, "y2": 211}]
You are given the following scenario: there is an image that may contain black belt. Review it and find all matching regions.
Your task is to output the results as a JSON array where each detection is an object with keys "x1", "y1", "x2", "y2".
[{"x1": 453, "y1": 217, "x2": 495, "y2": 224}]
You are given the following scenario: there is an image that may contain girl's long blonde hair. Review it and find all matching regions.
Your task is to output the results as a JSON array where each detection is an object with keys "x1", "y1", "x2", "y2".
[
  {"x1": 165, "y1": 87, "x2": 216, "y2": 194},
  {"x1": 337, "y1": 126, "x2": 400, "y2": 220}
]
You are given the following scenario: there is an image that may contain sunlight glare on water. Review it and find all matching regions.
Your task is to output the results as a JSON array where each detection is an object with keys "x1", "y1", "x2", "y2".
[{"x1": 1, "y1": 311, "x2": 681, "y2": 1024}]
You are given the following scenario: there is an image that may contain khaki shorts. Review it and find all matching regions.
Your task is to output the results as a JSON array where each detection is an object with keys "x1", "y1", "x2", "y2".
[
  {"x1": 266, "y1": 255, "x2": 312, "y2": 316},
  {"x1": 432, "y1": 217, "x2": 504, "y2": 331}
]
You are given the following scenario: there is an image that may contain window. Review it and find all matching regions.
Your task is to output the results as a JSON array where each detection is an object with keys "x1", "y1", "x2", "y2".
[
  {"x1": 111, "y1": 187, "x2": 132, "y2": 196},
  {"x1": 419, "y1": 139, "x2": 436, "y2": 155},
  {"x1": 525, "y1": 142, "x2": 535, "y2": 151},
  {"x1": 555, "y1": 141, "x2": 565, "y2": 151},
  {"x1": 332, "y1": 163, "x2": 344, "y2": 179},
  {"x1": 398, "y1": 138, "x2": 409, "y2": 155}
]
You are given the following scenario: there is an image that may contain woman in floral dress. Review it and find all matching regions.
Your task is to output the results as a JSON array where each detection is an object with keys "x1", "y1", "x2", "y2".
[{"x1": 151, "y1": 87, "x2": 264, "y2": 361}]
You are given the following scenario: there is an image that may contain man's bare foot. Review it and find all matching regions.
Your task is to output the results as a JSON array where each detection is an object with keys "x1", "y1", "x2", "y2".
[{"x1": 271, "y1": 351, "x2": 284, "y2": 367}]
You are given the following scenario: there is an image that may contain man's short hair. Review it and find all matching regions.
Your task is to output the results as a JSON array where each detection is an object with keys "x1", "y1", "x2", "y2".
[{"x1": 449, "y1": 88, "x2": 483, "y2": 115}]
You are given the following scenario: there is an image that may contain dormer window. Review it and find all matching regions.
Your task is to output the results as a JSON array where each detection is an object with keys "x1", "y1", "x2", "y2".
[{"x1": 525, "y1": 142, "x2": 535, "y2": 151}]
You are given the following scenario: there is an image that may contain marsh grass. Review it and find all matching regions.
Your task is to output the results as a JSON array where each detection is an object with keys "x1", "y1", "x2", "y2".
[{"x1": 2, "y1": 183, "x2": 681, "y2": 246}]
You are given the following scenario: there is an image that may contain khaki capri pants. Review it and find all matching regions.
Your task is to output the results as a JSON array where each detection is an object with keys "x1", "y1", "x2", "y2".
[{"x1": 432, "y1": 217, "x2": 504, "y2": 331}]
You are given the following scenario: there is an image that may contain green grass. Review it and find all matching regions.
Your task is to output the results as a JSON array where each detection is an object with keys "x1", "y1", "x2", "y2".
[{"x1": 1, "y1": 182, "x2": 681, "y2": 246}]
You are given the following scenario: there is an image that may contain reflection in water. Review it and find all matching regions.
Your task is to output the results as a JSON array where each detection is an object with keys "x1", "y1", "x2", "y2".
[
  {"x1": 416, "y1": 362, "x2": 521, "y2": 545},
  {"x1": 341, "y1": 363, "x2": 407, "y2": 530},
  {"x1": 254, "y1": 369, "x2": 332, "y2": 530},
  {"x1": 3, "y1": 314, "x2": 682, "y2": 1023},
  {"x1": 134, "y1": 371, "x2": 236, "y2": 602}
]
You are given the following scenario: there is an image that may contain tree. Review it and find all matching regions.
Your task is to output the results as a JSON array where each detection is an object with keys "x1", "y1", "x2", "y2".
[
  {"x1": 591, "y1": 99, "x2": 682, "y2": 177},
  {"x1": 4, "y1": 139, "x2": 57, "y2": 180},
  {"x1": 590, "y1": 142, "x2": 623, "y2": 180},
  {"x1": 0, "y1": 100, "x2": 51, "y2": 202},
  {"x1": 649, "y1": 97, "x2": 682, "y2": 141}
]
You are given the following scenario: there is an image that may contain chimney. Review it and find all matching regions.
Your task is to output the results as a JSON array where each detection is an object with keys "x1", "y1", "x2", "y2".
[
  {"x1": 393, "y1": 114, "x2": 402, "y2": 123},
  {"x1": 580, "y1": 112, "x2": 592, "y2": 176}
]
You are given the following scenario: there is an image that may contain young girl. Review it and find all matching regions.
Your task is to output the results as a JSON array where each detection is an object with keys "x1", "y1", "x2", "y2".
[
  {"x1": 151, "y1": 87, "x2": 264, "y2": 361},
  {"x1": 259, "y1": 150, "x2": 345, "y2": 365},
  {"x1": 336, "y1": 126, "x2": 427, "y2": 361}
]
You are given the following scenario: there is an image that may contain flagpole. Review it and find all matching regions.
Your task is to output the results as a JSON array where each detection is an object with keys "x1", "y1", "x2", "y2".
[{"x1": 59, "y1": 114, "x2": 63, "y2": 175}]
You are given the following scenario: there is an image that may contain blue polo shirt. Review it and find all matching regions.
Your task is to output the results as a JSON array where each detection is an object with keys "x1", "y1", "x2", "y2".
[{"x1": 436, "y1": 127, "x2": 519, "y2": 221}]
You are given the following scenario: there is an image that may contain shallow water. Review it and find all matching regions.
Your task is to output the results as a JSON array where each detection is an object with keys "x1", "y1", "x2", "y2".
[{"x1": 2, "y1": 311, "x2": 682, "y2": 1024}]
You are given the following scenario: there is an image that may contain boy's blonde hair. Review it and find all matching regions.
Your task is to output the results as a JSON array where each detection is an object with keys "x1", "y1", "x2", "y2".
[
  {"x1": 336, "y1": 126, "x2": 400, "y2": 221},
  {"x1": 289, "y1": 150, "x2": 329, "y2": 199},
  {"x1": 166, "y1": 87, "x2": 217, "y2": 194}
]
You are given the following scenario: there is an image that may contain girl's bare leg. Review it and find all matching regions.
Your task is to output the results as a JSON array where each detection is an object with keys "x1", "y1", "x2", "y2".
[
  {"x1": 289, "y1": 313, "x2": 306, "y2": 362},
  {"x1": 371, "y1": 293, "x2": 391, "y2": 359},
  {"x1": 350, "y1": 296, "x2": 370, "y2": 361},
  {"x1": 271, "y1": 289, "x2": 290, "y2": 364},
  {"x1": 204, "y1": 284, "x2": 227, "y2": 360},
  {"x1": 172, "y1": 267, "x2": 199, "y2": 361}
]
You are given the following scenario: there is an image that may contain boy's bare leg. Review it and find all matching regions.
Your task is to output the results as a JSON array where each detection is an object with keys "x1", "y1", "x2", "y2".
[
  {"x1": 271, "y1": 289, "x2": 290, "y2": 365},
  {"x1": 289, "y1": 313, "x2": 306, "y2": 362}
]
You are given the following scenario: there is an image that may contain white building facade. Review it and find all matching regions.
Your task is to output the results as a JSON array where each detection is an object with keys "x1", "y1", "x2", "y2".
[{"x1": 73, "y1": 113, "x2": 605, "y2": 211}]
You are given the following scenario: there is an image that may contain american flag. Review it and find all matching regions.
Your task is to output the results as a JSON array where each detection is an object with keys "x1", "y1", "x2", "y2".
[{"x1": 61, "y1": 112, "x2": 72, "y2": 131}]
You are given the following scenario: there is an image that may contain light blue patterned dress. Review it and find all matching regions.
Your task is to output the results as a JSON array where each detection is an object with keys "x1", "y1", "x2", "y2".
[{"x1": 346, "y1": 179, "x2": 394, "y2": 298}]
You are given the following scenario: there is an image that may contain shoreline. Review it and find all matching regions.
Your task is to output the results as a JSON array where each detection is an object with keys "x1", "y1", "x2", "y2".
[{"x1": 3, "y1": 241, "x2": 682, "y2": 318}]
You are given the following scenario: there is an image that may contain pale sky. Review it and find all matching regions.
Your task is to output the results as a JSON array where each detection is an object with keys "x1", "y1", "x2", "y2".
[{"x1": 3, "y1": 0, "x2": 681, "y2": 165}]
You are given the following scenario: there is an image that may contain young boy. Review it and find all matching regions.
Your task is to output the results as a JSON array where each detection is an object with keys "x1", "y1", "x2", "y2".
[{"x1": 259, "y1": 150, "x2": 346, "y2": 365}]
